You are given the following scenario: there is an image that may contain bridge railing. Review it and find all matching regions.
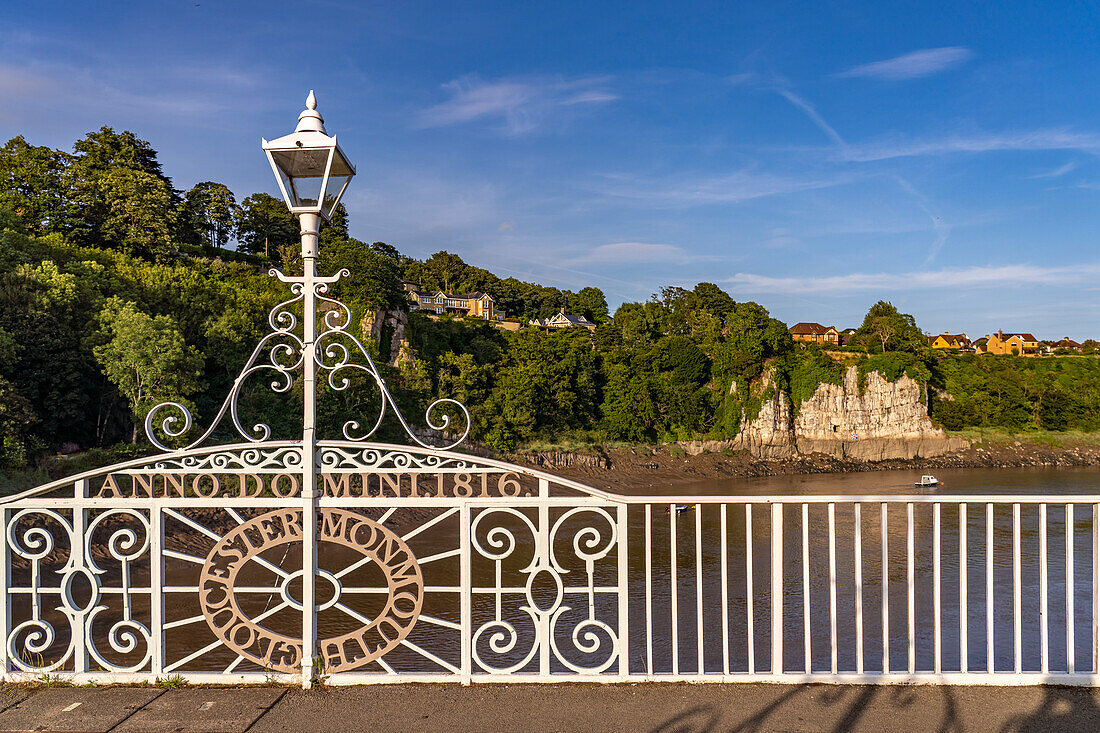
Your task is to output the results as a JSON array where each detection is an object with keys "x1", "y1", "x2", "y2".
[
  {"x1": 623, "y1": 496, "x2": 1099, "y2": 684},
  {"x1": 3, "y1": 455, "x2": 1097, "y2": 686}
]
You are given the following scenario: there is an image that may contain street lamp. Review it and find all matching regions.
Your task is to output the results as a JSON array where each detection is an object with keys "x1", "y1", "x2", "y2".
[
  {"x1": 262, "y1": 90, "x2": 355, "y2": 688},
  {"x1": 262, "y1": 90, "x2": 355, "y2": 257}
]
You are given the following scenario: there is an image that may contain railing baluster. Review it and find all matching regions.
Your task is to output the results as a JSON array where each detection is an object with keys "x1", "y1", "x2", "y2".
[
  {"x1": 696, "y1": 504, "x2": 704, "y2": 675},
  {"x1": 907, "y1": 502, "x2": 915, "y2": 675},
  {"x1": 771, "y1": 503, "x2": 783, "y2": 675},
  {"x1": 617, "y1": 505, "x2": 629, "y2": 678},
  {"x1": 987, "y1": 502, "x2": 994, "y2": 673},
  {"x1": 721, "y1": 505, "x2": 729, "y2": 676},
  {"x1": 0, "y1": 507, "x2": 7, "y2": 677},
  {"x1": 460, "y1": 504, "x2": 472, "y2": 683},
  {"x1": 855, "y1": 502, "x2": 864, "y2": 676},
  {"x1": 151, "y1": 502, "x2": 163, "y2": 677},
  {"x1": 960, "y1": 503, "x2": 967, "y2": 674},
  {"x1": 645, "y1": 504, "x2": 653, "y2": 677},
  {"x1": 746, "y1": 504, "x2": 754, "y2": 675},
  {"x1": 803, "y1": 503, "x2": 811, "y2": 674},
  {"x1": 882, "y1": 502, "x2": 890, "y2": 675},
  {"x1": 1094, "y1": 503, "x2": 1099, "y2": 675},
  {"x1": 1040, "y1": 503, "x2": 1048, "y2": 674},
  {"x1": 829, "y1": 502, "x2": 837, "y2": 674},
  {"x1": 670, "y1": 502, "x2": 678, "y2": 676},
  {"x1": 1013, "y1": 502, "x2": 1021, "y2": 674},
  {"x1": 934, "y1": 502, "x2": 941, "y2": 675},
  {"x1": 1067, "y1": 503, "x2": 1075, "y2": 674}
]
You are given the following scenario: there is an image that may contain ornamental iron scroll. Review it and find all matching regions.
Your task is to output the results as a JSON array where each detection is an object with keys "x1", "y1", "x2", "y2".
[{"x1": 143, "y1": 267, "x2": 470, "y2": 452}]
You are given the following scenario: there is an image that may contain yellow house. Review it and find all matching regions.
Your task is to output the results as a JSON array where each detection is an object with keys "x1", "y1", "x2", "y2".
[
  {"x1": 404, "y1": 284, "x2": 505, "y2": 321},
  {"x1": 983, "y1": 330, "x2": 1039, "y2": 356},
  {"x1": 931, "y1": 333, "x2": 971, "y2": 350}
]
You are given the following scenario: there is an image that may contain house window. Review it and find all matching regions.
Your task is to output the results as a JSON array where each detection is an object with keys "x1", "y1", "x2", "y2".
[{"x1": 436, "y1": 297, "x2": 443, "y2": 304}]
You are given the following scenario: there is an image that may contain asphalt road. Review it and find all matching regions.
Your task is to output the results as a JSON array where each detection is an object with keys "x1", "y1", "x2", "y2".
[{"x1": 0, "y1": 682, "x2": 1097, "y2": 732}]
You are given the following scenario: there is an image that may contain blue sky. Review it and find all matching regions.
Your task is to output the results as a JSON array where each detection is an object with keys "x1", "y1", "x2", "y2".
[{"x1": 3, "y1": 1, "x2": 1100, "y2": 338}]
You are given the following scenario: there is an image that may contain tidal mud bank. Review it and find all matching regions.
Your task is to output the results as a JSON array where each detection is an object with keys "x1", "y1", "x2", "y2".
[{"x1": 520, "y1": 438, "x2": 1100, "y2": 492}]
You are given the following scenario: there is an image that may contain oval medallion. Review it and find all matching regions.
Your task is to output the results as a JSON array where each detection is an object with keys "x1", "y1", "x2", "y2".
[{"x1": 199, "y1": 508, "x2": 423, "y2": 673}]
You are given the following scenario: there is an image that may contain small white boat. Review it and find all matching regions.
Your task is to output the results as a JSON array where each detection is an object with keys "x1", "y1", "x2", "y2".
[{"x1": 915, "y1": 475, "x2": 941, "y2": 487}]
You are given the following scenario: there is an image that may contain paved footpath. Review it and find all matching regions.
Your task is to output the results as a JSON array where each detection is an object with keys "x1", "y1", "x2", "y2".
[{"x1": 0, "y1": 683, "x2": 1097, "y2": 732}]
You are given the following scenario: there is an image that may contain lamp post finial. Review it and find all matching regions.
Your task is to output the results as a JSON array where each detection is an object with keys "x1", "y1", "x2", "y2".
[{"x1": 296, "y1": 90, "x2": 325, "y2": 133}]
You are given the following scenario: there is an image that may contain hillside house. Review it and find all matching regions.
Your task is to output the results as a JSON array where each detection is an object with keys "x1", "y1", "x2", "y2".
[
  {"x1": 1051, "y1": 337, "x2": 1082, "y2": 353},
  {"x1": 404, "y1": 283, "x2": 505, "y2": 321},
  {"x1": 789, "y1": 322, "x2": 839, "y2": 345},
  {"x1": 931, "y1": 333, "x2": 972, "y2": 350},
  {"x1": 983, "y1": 330, "x2": 1040, "y2": 356},
  {"x1": 533, "y1": 311, "x2": 597, "y2": 331}
]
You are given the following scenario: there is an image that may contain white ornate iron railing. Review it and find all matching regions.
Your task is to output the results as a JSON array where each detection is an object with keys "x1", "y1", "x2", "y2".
[{"x1": 3, "y1": 462, "x2": 1099, "y2": 686}]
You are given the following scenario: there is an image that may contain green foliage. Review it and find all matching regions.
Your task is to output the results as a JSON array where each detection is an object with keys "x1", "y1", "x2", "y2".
[
  {"x1": 92, "y1": 298, "x2": 204, "y2": 442},
  {"x1": 788, "y1": 347, "x2": 846, "y2": 412},
  {"x1": 181, "y1": 182, "x2": 238, "y2": 250},
  {"x1": 0, "y1": 137, "x2": 71, "y2": 235},
  {"x1": 857, "y1": 351, "x2": 931, "y2": 391},
  {"x1": 850, "y1": 300, "x2": 926, "y2": 354},
  {"x1": 930, "y1": 354, "x2": 1100, "y2": 433},
  {"x1": 236, "y1": 193, "x2": 298, "y2": 259}
]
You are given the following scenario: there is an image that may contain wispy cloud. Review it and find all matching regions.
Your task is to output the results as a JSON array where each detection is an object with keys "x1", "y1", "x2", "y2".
[
  {"x1": 414, "y1": 74, "x2": 616, "y2": 134},
  {"x1": 1031, "y1": 161, "x2": 1078, "y2": 179},
  {"x1": 760, "y1": 228, "x2": 799, "y2": 249},
  {"x1": 838, "y1": 129, "x2": 1100, "y2": 162},
  {"x1": 593, "y1": 169, "x2": 851, "y2": 209},
  {"x1": 581, "y1": 242, "x2": 688, "y2": 263},
  {"x1": 725, "y1": 263, "x2": 1100, "y2": 294},
  {"x1": 774, "y1": 86, "x2": 951, "y2": 262},
  {"x1": 837, "y1": 47, "x2": 974, "y2": 81}
]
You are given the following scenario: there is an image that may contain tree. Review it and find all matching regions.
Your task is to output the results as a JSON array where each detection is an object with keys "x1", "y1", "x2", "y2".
[
  {"x1": 181, "y1": 182, "x2": 238, "y2": 250},
  {"x1": 235, "y1": 193, "x2": 298, "y2": 258},
  {"x1": 92, "y1": 299, "x2": 203, "y2": 442},
  {"x1": 569, "y1": 286, "x2": 609, "y2": 323},
  {"x1": 370, "y1": 241, "x2": 401, "y2": 261},
  {"x1": 852, "y1": 301, "x2": 924, "y2": 353},
  {"x1": 320, "y1": 237, "x2": 405, "y2": 311},
  {"x1": 94, "y1": 169, "x2": 177, "y2": 260},
  {"x1": 691, "y1": 282, "x2": 736, "y2": 322},
  {"x1": 0, "y1": 136, "x2": 71, "y2": 235},
  {"x1": 71, "y1": 127, "x2": 169, "y2": 183},
  {"x1": 424, "y1": 251, "x2": 467, "y2": 293},
  {"x1": 67, "y1": 127, "x2": 178, "y2": 252}
]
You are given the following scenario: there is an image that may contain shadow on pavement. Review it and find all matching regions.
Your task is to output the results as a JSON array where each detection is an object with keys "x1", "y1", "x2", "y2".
[
  {"x1": 999, "y1": 686, "x2": 1100, "y2": 733},
  {"x1": 647, "y1": 684, "x2": 969, "y2": 733}
]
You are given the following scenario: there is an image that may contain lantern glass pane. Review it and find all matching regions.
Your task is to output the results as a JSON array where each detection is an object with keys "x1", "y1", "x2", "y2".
[
  {"x1": 270, "y1": 148, "x2": 332, "y2": 178},
  {"x1": 288, "y1": 174, "x2": 325, "y2": 210},
  {"x1": 322, "y1": 174, "x2": 351, "y2": 219}
]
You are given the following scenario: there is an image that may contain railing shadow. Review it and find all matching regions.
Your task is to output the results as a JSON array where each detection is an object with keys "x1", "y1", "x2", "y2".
[
  {"x1": 999, "y1": 685, "x2": 1100, "y2": 733},
  {"x1": 648, "y1": 684, "x2": 966, "y2": 733}
]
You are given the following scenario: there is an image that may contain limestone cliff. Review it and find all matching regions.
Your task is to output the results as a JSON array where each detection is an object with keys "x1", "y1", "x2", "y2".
[
  {"x1": 791, "y1": 367, "x2": 967, "y2": 460},
  {"x1": 681, "y1": 366, "x2": 967, "y2": 461},
  {"x1": 361, "y1": 309, "x2": 415, "y2": 368}
]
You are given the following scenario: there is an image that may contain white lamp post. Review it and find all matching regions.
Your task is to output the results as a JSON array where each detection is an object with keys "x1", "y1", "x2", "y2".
[{"x1": 263, "y1": 90, "x2": 355, "y2": 688}]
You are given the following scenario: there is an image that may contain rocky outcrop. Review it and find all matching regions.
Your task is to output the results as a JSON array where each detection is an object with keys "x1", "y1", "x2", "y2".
[
  {"x1": 792, "y1": 368, "x2": 968, "y2": 460},
  {"x1": 679, "y1": 366, "x2": 968, "y2": 462},
  {"x1": 362, "y1": 308, "x2": 415, "y2": 368}
]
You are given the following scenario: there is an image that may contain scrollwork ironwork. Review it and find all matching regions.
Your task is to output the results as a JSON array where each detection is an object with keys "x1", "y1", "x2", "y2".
[{"x1": 145, "y1": 267, "x2": 469, "y2": 451}]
